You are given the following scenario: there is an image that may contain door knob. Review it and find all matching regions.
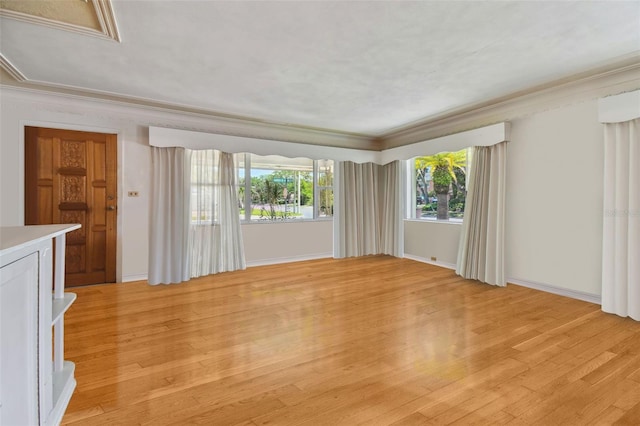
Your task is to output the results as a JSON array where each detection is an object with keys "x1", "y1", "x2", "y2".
[{"x1": 107, "y1": 206, "x2": 116, "y2": 210}]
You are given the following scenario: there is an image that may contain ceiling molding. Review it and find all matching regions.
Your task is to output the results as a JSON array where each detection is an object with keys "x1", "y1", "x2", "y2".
[
  {"x1": 0, "y1": 75, "x2": 372, "y2": 140},
  {"x1": 0, "y1": 53, "x2": 26, "y2": 81},
  {"x1": 0, "y1": 1, "x2": 120, "y2": 42},
  {"x1": 379, "y1": 54, "x2": 640, "y2": 149},
  {"x1": 0, "y1": 83, "x2": 376, "y2": 151},
  {"x1": 93, "y1": 0, "x2": 120, "y2": 42},
  {"x1": 1, "y1": 53, "x2": 638, "y2": 152}
]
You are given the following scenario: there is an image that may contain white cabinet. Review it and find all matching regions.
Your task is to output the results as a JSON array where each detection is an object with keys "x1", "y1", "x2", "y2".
[
  {"x1": 1, "y1": 252, "x2": 39, "y2": 425},
  {"x1": 0, "y1": 225, "x2": 80, "y2": 426}
]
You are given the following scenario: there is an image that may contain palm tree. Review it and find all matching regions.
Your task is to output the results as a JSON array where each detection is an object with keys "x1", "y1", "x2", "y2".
[
  {"x1": 261, "y1": 178, "x2": 283, "y2": 220},
  {"x1": 415, "y1": 150, "x2": 467, "y2": 220}
]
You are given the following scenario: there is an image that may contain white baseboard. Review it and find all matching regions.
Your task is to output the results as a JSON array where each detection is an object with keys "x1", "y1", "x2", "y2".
[
  {"x1": 508, "y1": 278, "x2": 601, "y2": 305},
  {"x1": 246, "y1": 253, "x2": 333, "y2": 268},
  {"x1": 121, "y1": 274, "x2": 148, "y2": 283},
  {"x1": 403, "y1": 254, "x2": 601, "y2": 306},
  {"x1": 403, "y1": 254, "x2": 457, "y2": 270}
]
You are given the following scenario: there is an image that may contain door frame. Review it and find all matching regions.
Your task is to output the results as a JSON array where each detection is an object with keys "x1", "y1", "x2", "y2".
[{"x1": 20, "y1": 121, "x2": 122, "y2": 283}]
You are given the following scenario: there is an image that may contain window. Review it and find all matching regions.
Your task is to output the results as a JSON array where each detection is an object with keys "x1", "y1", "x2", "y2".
[
  {"x1": 190, "y1": 150, "x2": 220, "y2": 224},
  {"x1": 412, "y1": 148, "x2": 469, "y2": 222},
  {"x1": 238, "y1": 154, "x2": 333, "y2": 222},
  {"x1": 316, "y1": 159, "x2": 334, "y2": 218}
]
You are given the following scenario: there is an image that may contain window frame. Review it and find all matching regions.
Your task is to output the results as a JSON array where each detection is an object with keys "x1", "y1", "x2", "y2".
[
  {"x1": 410, "y1": 148, "x2": 469, "y2": 224},
  {"x1": 314, "y1": 160, "x2": 334, "y2": 219},
  {"x1": 239, "y1": 153, "x2": 333, "y2": 223}
]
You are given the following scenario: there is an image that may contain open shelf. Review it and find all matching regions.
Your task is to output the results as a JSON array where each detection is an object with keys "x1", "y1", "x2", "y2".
[
  {"x1": 52, "y1": 293, "x2": 77, "y2": 325},
  {"x1": 47, "y1": 361, "x2": 76, "y2": 426},
  {"x1": 1, "y1": 225, "x2": 78, "y2": 425}
]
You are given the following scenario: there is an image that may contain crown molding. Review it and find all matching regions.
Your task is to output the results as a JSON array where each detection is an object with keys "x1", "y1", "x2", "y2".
[
  {"x1": 1, "y1": 51, "x2": 637, "y2": 151},
  {"x1": 93, "y1": 0, "x2": 120, "y2": 42},
  {"x1": 0, "y1": 1, "x2": 120, "y2": 42},
  {"x1": 379, "y1": 54, "x2": 640, "y2": 149},
  {"x1": 0, "y1": 53, "x2": 26, "y2": 82},
  {"x1": 0, "y1": 83, "x2": 376, "y2": 150}
]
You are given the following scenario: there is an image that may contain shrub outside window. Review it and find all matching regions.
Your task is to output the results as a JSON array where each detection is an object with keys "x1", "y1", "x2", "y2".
[{"x1": 238, "y1": 154, "x2": 333, "y2": 222}]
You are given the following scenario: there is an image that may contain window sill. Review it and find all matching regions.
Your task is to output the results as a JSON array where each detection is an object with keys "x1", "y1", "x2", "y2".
[
  {"x1": 404, "y1": 218, "x2": 463, "y2": 226},
  {"x1": 241, "y1": 218, "x2": 333, "y2": 225}
]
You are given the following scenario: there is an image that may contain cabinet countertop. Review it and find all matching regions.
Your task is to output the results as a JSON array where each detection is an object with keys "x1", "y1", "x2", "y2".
[{"x1": 0, "y1": 224, "x2": 81, "y2": 255}]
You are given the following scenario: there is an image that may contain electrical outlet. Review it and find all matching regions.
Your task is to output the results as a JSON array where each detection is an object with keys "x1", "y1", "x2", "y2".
[
  {"x1": 128, "y1": 191, "x2": 139, "y2": 197},
  {"x1": 430, "y1": 256, "x2": 437, "y2": 261}
]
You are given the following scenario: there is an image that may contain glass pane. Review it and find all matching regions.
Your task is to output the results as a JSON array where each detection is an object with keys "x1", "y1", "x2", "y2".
[
  {"x1": 237, "y1": 155, "x2": 246, "y2": 221},
  {"x1": 193, "y1": 186, "x2": 215, "y2": 223},
  {"x1": 249, "y1": 154, "x2": 314, "y2": 221},
  {"x1": 318, "y1": 188, "x2": 333, "y2": 218},
  {"x1": 191, "y1": 150, "x2": 218, "y2": 224},
  {"x1": 318, "y1": 160, "x2": 333, "y2": 187},
  {"x1": 414, "y1": 148, "x2": 468, "y2": 222}
]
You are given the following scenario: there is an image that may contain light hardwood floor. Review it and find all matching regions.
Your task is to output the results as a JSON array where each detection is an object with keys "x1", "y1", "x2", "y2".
[{"x1": 62, "y1": 256, "x2": 640, "y2": 425}]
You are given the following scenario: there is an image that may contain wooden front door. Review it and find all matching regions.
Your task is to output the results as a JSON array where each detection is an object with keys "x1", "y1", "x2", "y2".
[{"x1": 25, "y1": 127, "x2": 117, "y2": 286}]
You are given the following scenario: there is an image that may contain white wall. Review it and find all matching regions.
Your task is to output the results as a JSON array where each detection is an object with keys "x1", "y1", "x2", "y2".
[
  {"x1": 506, "y1": 100, "x2": 603, "y2": 296},
  {"x1": 403, "y1": 220, "x2": 460, "y2": 268},
  {"x1": 243, "y1": 221, "x2": 332, "y2": 266},
  {"x1": 0, "y1": 88, "x2": 332, "y2": 282},
  {"x1": 403, "y1": 99, "x2": 605, "y2": 298},
  {"x1": 0, "y1": 88, "x2": 152, "y2": 282}
]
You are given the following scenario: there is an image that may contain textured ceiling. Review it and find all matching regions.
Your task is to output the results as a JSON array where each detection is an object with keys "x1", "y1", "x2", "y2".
[{"x1": 0, "y1": 1, "x2": 639, "y2": 136}]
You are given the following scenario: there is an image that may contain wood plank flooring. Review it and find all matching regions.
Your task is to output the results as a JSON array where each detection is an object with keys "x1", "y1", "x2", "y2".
[{"x1": 61, "y1": 256, "x2": 640, "y2": 425}]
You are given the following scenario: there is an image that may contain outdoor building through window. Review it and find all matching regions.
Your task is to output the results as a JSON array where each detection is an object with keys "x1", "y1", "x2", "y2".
[
  {"x1": 238, "y1": 154, "x2": 333, "y2": 222},
  {"x1": 413, "y1": 148, "x2": 469, "y2": 222},
  {"x1": 190, "y1": 152, "x2": 333, "y2": 224}
]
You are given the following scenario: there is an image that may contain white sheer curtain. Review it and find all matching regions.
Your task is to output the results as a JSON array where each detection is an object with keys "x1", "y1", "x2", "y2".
[
  {"x1": 148, "y1": 147, "x2": 192, "y2": 285},
  {"x1": 602, "y1": 118, "x2": 639, "y2": 320},
  {"x1": 456, "y1": 142, "x2": 507, "y2": 286},
  {"x1": 334, "y1": 160, "x2": 404, "y2": 258},
  {"x1": 190, "y1": 150, "x2": 245, "y2": 278}
]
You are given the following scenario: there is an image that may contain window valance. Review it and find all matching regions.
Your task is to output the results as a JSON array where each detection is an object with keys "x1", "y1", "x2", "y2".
[
  {"x1": 598, "y1": 90, "x2": 640, "y2": 123},
  {"x1": 149, "y1": 122, "x2": 509, "y2": 165}
]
